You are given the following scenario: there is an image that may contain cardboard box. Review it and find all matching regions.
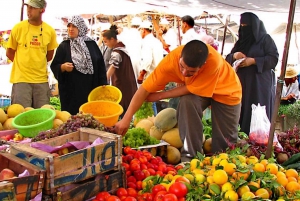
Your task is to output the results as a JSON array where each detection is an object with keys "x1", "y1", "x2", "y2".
[
  {"x1": 10, "y1": 128, "x2": 122, "y2": 193},
  {"x1": 0, "y1": 153, "x2": 44, "y2": 201}
]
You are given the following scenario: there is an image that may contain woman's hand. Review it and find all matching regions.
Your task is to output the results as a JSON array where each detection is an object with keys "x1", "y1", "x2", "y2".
[
  {"x1": 233, "y1": 52, "x2": 246, "y2": 60},
  {"x1": 61, "y1": 62, "x2": 74, "y2": 72},
  {"x1": 239, "y1": 57, "x2": 256, "y2": 67}
]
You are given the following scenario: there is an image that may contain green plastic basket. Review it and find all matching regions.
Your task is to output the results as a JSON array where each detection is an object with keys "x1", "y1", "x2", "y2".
[{"x1": 12, "y1": 108, "x2": 56, "y2": 138}]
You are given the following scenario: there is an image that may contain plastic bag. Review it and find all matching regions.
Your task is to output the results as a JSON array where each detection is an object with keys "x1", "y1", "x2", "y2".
[
  {"x1": 249, "y1": 103, "x2": 283, "y2": 151},
  {"x1": 249, "y1": 103, "x2": 270, "y2": 145}
]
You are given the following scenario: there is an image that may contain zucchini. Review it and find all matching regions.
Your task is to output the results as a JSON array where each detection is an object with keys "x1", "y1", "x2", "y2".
[
  {"x1": 285, "y1": 162, "x2": 300, "y2": 170},
  {"x1": 282, "y1": 152, "x2": 300, "y2": 167}
]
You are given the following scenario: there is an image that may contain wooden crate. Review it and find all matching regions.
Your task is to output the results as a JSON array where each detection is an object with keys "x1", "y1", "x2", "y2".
[
  {"x1": 44, "y1": 167, "x2": 126, "y2": 201},
  {"x1": 0, "y1": 153, "x2": 45, "y2": 201},
  {"x1": 0, "y1": 182, "x2": 16, "y2": 201},
  {"x1": 10, "y1": 128, "x2": 122, "y2": 193}
]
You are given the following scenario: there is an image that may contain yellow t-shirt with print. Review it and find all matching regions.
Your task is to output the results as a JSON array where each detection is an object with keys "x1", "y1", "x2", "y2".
[{"x1": 7, "y1": 20, "x2": 58, "y2": 83}]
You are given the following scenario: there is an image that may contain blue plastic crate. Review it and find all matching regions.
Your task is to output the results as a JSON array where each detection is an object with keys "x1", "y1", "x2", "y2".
[{"x1": 0, "y1": 98, "x2": 11, "y2": 107}]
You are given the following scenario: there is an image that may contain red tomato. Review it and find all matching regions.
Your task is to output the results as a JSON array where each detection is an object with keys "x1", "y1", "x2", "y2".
[
  {"x1": 140, "y1": 164, "x2": 148, "y2": 170},
  {"x1": 123, "y1": 196, "x2": 137, "y2": 201},
  {"x1": 151, "y1": 184, "x2": 167, "y2": 197},
  {"x1": 153, "y1": 191, "x2": 167, "y2": 201},
  {"x1": 156, "y1": 156, "x2": 163, "y2": 162},
  {"x1": 131, "y1": 163, "x2": 141, "y2": 172},
  {"x1": 139, "y1": 156, "x2": 148, "y2": 164},
  {"x1": 147, "y1": 163, "x2": 154, "y2": 169},
  {"x1": 168, "y1": 182, "x2": 188, "y2": 198},
  {"x1": 116, "y1": 188, "x2": 128, "y2": 197},
  {"x1": 143, "y1": 151, "x2": 153, "y2": 161},
  {"x1": 134, "y1": 170, "x2": 146, "y2": 181},
  {"x1": 136, "y1": 181, "x2": 143, "y2": 190},
  {"x1": 163, "y1": 194, "x2": 178, "y2": 201},
  {"x1": 127, "y1": 182, "x2": 137, "y2": 190},
  {"x1": 95, "y1": 191, "x2": 110, "y2": 201},
  {"x1": 106, "y1": 195, "x2": 121, "y2": 201},
  {"x1": 147, "y1": 168, "x2": 156, "y2": 176},
  {"x1": 150, "y1": 158, "x2": 159, "y2": 165},
  {"x1": 124, "y1": 146, "x2": 133, "y2": 155},
  {"x1": 138, "y1": 192, "x2": 153, "y2": 201},
  {"x1": 175, "y1": 165, "x2": 184, "y2": 171},
  {"x1": 175, "y1": 176, "x2": 190, "y2": 184},
  {"x1": 125, "y1": 155, "x2": 134, "y2": 163},
  {"x1": 178, "y1": 197, "x2": 185, "y2": 201},
  {"x1": 127, "y1": 188, "x2": 138, "y2": 198},
  {"x1": 156, "y1": 171, "x2": 164, "y2": 177},
  {"x1": 122, "y1": 163, "x2": 130, "y2": 171},
  {"x1": 157, "y1": 164, "x2": 167, "y2": 173},
  {"x1": 126, "y1": 170, "x2": 132, "y2": 177},
  {"x1": 142, "y1": 170, "x2": 150, "y2": 178},
  {"x1": 127, "y1": 176, "x2": 137, "y2": 183}
]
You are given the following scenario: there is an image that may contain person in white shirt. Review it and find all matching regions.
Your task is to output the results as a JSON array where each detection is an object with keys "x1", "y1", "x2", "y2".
[
  {"x1": 181, "y1": 15, "x2": 199, "y2": 45},
  {"x1": 138, "y1": 21, "x2": 163, "y2": 114},
  {"x1": 281, "y1": 67, "x2": 300, "y2": 104},
  {"x1": 0, "y1": 45, "x2": 7, "y2": 65},
  {"x1": 152, "y1": 17, "x2": 179, "y2": 56}
]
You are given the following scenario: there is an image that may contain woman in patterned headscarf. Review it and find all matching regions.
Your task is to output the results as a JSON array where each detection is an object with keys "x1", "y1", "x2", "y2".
[
  {"x1": 51, "y1": 15, "x2": 107, "y2": 115},
  {"x1": 225, "y1": 12, "x2": 279, "y2": 135}
]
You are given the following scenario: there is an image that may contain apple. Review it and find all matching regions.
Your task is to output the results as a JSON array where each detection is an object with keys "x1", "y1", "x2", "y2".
[
  {"x1": 0, "y1": 168, "x2": 15, "y2": 180},
  {"x1": 58, "y1": 148, "x2": 69, "y2": 155}
]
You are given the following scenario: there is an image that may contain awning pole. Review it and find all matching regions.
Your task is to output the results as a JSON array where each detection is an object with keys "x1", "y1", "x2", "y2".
[
  {"x1": 266, "y1": 0, "x2": 297, "y2": 159},
  {"x1": 20, "y1": 0, "x2": 24, "y2": 21}
]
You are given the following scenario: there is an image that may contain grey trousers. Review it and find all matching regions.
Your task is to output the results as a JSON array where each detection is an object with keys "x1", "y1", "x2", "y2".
[{"x1": 177, "y1": 94, "x2": 241, "y2": 161}]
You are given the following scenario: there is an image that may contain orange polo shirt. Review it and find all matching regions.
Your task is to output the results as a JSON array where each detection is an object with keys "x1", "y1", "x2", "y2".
[{"x1": 142, "y1": 44, "x2": 242, "y2": 105}]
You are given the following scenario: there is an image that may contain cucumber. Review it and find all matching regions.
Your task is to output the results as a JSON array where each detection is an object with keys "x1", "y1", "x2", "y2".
[{"x1": 282, "y1": 152, "x2": 300, "y2": 167}]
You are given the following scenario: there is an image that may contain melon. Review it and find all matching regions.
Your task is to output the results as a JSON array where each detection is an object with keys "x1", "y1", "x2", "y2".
[
  {"x1": 7, "y1": 104, "x2": 25, "y2": 118},
  {"x1": 161, "y1": 128, "x2": 183, "y2": 149},
  {"x1": 166, "y1": 145, "x2": 181, "y2": 165},
  {"x1": 135, "y1": 119, "x2": 154, "y2": 134},
  {"x1": 53, "y1": 119, "x2": 64, "y2": 129},
  {"x1": 56, "y1": 110, "x2": 71, "y2": 123},
  {"x1": 24, "y1": 107, "x2": 34, "y2": 111},
  {"x1": 149, "y1": 126, "x2": 164, "y2": 140},
  {"x1": 0, "y1": 108, "x2": 7, "y2": 124},
  {"x1": 3, "y1": 118, "x2": 15, "y2": 130},
  {"x1": 147, "y1": 116, "x2": 155, "y2": 124},
  {"x1": 154, "y1": 108, "x2": 177, "y2": 132},
  {"x1": 41, "y1": 104, "x2": 55, "y2": 110},
  {"x1": 0, "y1": 122, "x2": 3, "y2": 131}
]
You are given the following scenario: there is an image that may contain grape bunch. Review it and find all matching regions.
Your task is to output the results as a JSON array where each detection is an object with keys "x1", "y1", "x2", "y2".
[{"x1": 32, "y1": 112, "x2": 105, "y2": 142}]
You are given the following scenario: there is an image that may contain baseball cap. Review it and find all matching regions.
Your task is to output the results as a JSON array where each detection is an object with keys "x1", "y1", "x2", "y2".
[
  {"x1": 24, "y1": 0, "x2": 47, "y2": 8},
  {"x1": 139, "y1": 21, "x2": 153, "y2": 30},
  {"x1": 285, "y1": 67, "x2": 298, "y2": 78}
]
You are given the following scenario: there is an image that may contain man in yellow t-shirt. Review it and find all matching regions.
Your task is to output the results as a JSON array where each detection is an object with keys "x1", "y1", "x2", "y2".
[
  {"x1": 6, "y1": 0, "x2": 58, "y2": 108},
  {"x1": 115, "y1": 40, "x2": 242, "y2": 161}
]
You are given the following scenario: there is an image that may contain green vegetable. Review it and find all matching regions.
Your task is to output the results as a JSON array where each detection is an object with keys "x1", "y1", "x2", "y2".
[
  {"x1": 134, "y1": 102, "x2": 154, "y2": 122},
  {"x1": 50, "y1": 96, "x2": 61, "y2": 110},
  {"x1": 285, "y1": 162, "x2": 300, "y2": 169},
  {"x1": 282, "y1": 152, "x2": 300, "y2": 167},
  {"x1": 123, "y1": 127, "x2": 159, "y2": 148}
]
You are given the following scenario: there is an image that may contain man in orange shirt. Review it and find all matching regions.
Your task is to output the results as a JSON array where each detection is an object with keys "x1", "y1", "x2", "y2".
[{"x1": 115, "y1": 40, "x2": 242, "y2": 161}]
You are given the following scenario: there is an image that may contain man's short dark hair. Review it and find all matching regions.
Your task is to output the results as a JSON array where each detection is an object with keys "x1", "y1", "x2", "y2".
[
  {"x1": 181, "y1": 15, "x2": 194, "y2": 27},
  {"x1": 181, "y1": 40, "x2": 208, "y2": 68}
]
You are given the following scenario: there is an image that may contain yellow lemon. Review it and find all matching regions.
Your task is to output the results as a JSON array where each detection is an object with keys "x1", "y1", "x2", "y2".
[
  {"x1": 190, "y1": 158, "x2": 201, "y2": 171},
  {"x1": 213, "y1": 169, "x2": 228, "y2": 185},
  {"x1": 224, "y1": 190, "x2": 238, "y2": 201},
  {"x1": 195, "y1": 173, "x2": 206, "y2": 183},
  {"x1": 221, "y1": 182, "x2": 234, "y2": 192}
]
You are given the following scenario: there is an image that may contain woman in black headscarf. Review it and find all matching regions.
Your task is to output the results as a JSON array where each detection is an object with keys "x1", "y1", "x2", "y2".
[
  {"x1": 51, "y1": 15, "x2": 107, "y2": 115},
  {"x1": 226, "y1": 12, "x2": 279, "y2": 135}
]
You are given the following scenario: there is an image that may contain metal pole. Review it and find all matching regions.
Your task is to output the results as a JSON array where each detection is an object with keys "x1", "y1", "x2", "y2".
[
  {"x1": 20, "y1": 0, "x2": 24, "y2": 21},
  {"x1": 266, "y1": 0, "x2": 297, "y2": 159}
]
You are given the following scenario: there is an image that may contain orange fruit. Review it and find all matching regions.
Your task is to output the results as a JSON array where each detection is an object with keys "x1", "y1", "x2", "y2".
[
  {"x1": 277, "y1": 176, "x2": 288, "y2": 187},
  {"x1": 247, "y1": 156, "x2": 258, "y2": 165},
  {"x1": 286, "y1": 169, "x2": 299, "y2": 179},
  {"x1": 224, "y1": 190, "x2": 238, "y2": 201},
  {"x1": 241, "y1": 192, "x2": 255, "y2": 200},
  {"x1": 253, "y1": 163, "x2": 265, "y2": 173},
  {"x1": 255, "y1": 188, "x2": 270, "y2": 199},
  {"x1": 221, "y1": 182, "x2": 234, "y2": 192},
  {"x1": 286, "y1": 181, "x2": 300, "y2": 193},
  {"x1": 213, "y1": 169, "x2": 228, "y2": 185},
  {"x1": 190, "y1": 159, "x2": 201, "y2": 171},
  {"x1": 248, "y1": 181, "x2": 260, "y2": 189},
  {"x1": 224, "y1": 163, "x2": 236, "y2": 176},
  {"x1": 260, "y1": 159, "x2": 268, "y2": 167},
  {"x1": 232, "y1": 171, "x2": 249, "y2": 180},
  {"x1": 276, "y1": 171, "x2": 286, "y2": 178},
  {"x1": 237, "y1": 185, "x2": 250, "y2": 197},
  {"x1": 288, "y1": 176, "x2": 297, "y2": 182},
  {"x1": 266, "y1": 163, "x2": 278, "y2": 175}
]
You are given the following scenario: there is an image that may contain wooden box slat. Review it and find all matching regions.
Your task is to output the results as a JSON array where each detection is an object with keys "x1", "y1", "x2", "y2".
[
  {"x1": 10, "y1": 128, "x2": 122, "y2": 192},
  {"x1": 0, "y1": 182, "x2": 16, "y2": 201},
  {"x1": 0, "y1": 153, "x2": 44, "y2": 201}
]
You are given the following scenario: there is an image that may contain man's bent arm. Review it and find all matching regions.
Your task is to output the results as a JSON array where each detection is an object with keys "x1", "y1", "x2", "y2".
[{"x1": 6, "y1": 48, "x2": 15, "y2": 61}]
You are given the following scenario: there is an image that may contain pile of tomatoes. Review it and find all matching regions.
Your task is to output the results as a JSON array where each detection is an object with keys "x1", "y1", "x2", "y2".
[{"x1": 92, "y1": 147, "x2": 188, "y2": 201}]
